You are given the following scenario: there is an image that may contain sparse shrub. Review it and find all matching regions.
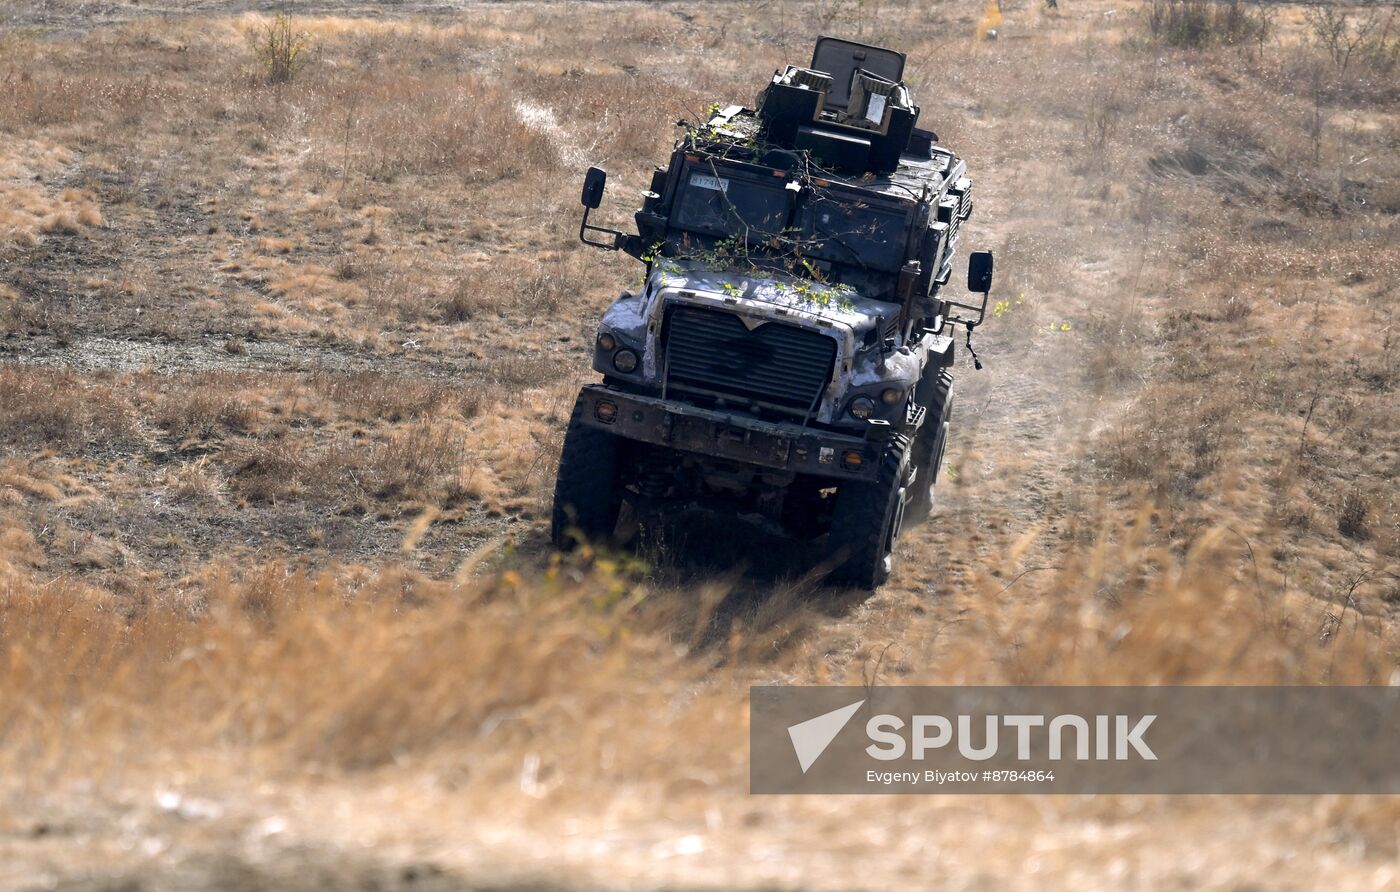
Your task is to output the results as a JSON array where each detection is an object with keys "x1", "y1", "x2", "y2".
[
  {"x1": 334, "y1": 252, "x2": 357, "y2": 281},
  {"x1": 224, "y1": 418, "x2": 474, "y2": 507},
  {"x1": 1338, "y1": 488, "x2": 1370, "y2": 541},
  {"x1": 0, "y1": 367, "x2": 141, "y2": 449},
  {"x1": 154, "y1": 384, "x2": 260, "y2": 439},
  {"x1": 229, "y1": 440, "x2": 307, "y2": 503},
  {"x1": 366, "y1": 421, "x2": 470, "y2": 501},
  {"x1": 439, "y1": 280, "x2": 480, "y2": 322},
  {"x1": 249, "y1": 14, "x2": 310, "y2": 85},
  {"x1": 1146, "y1": 0, "x2": 1271, "y2": 49},
  {"x1": 166, "y1": 458, "x2": 226, "y2": 504},
  {"x1": 38, "y1": 212, "x2": 82, "y2": 235},
  {"x1": 1306, "y1": 5, "x2": 1399, "y2": 75},
  {"x1": 1219, "y1": 293, "x2": 1252, "y2": 322},
  {"x1": 0, "y1": 368, "x2": 82, "y2": 444},
  {"x1": 518, "y1": 268, "x2": 569, "y2": 315},
  {"x1": 1184, "y1": 399, "x2": 1231, "y2": 479},
  {"x1": 1098, "y1": 387, "x2": 1237, "y2": 497},
  {"x1": 316, "y1": 371, "x2": 479, "y2": 422}
]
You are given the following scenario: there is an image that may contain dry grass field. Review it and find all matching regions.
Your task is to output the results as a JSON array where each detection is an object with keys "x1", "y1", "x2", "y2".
[{"x1": 0, "y1": 0, "x2": 1398, "y2": 888}]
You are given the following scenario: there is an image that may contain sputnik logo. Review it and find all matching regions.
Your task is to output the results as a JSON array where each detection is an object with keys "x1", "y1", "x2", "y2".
[{"x1": 787, "y1": 699, "x2": 864, "y2": 773}]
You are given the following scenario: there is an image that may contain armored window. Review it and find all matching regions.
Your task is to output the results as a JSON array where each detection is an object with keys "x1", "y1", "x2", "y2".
[
  {"x1": 798, "y1": 198, "x2": 908, "y2": 273},
  {"x1": 673, "y1": 169, "x2": 789, "y2": 240}
]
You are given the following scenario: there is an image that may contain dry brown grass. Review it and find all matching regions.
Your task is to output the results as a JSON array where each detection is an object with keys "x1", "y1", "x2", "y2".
[
  {"x1": 1, "y1": 517, "x2": 1396, "y2": 887},
  {"x1": 0, "y1": 366, "x2": 142, "y2": 448},
  {"x1": 0, "y1": 558, "x2": 699, "y2": 773}
]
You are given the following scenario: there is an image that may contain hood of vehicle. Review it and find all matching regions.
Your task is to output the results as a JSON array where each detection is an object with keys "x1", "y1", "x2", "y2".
[{"x1": 649, "y1": 261, "x2": 892, "y2": 338}]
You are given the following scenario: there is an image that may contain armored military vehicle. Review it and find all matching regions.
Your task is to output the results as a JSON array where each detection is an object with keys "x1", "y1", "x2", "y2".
[{"x1": 552, "y1": 36, "x2": 995, "y2": 589}]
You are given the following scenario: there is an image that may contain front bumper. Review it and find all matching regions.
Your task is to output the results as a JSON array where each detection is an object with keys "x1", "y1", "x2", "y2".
[{"x1": 577, "y1": 384, "x2": 880, "y2": 481}]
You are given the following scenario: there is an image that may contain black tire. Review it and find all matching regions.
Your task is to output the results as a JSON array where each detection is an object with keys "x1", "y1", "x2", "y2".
[
  {"x1": 827, "y1": 433, "x2": 911, "y2": 590},
  {"x1": 906, "y1": 371, "x2": 952, "y2": 524},
  {"x1": 550, "y1": 393, "x2": 623, "y2": 550}
]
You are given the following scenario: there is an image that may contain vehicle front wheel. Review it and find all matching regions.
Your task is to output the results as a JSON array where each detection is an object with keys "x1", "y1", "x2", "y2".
[
  {"x1": 826, "y1": 433, "x2": 911, "y2": 590},
  {"x1": 906, "y1": 371, "x2": 952, "y2": 525},
  {"x1": 550, "y1": 393, "x2": 623, "y2": 550}
]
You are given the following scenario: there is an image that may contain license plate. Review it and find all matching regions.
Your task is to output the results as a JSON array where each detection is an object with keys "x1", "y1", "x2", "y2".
[{"x1": 690, "y1": 173, "x2": 728, "y2": 193}]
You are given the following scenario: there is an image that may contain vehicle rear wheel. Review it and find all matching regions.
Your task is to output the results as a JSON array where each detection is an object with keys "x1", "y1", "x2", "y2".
[
  {"x1": 826, "y1": 433, "x2": 911, "y2": 590},
  {"x1": 550, "y1": 393, "x2": 623, "y2": 550},
  {"x1": 906, "y1": 371, "x2": 952, "y2": 524}
]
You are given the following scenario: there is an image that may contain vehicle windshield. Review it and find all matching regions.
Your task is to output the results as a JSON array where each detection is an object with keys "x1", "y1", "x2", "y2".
[
  {"x1": 667, "y1": 169, "x2": 911, "y2": 299},
  {"x1": 672, "y1": 168, "x2": 789, "y2": 239},
  {"x1": 797, "y1": 195, "x2": 908, "y2": 273}
]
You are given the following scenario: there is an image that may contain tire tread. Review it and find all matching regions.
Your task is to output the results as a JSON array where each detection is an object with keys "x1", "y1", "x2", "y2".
[{"x1": 550, "y1": 392, "x2": 622, "y2": 549}]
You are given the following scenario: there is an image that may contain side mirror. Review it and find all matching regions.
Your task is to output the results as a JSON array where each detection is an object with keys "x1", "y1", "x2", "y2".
[
  {"x1": 581, "y1": 166, "x2": 607, "y2": 209},
  {"x1": 967, "y1": 250, "x2": 994, "y2": 294}
]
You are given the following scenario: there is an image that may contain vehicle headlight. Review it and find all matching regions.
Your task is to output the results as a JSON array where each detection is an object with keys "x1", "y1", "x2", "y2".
[
  {"x1": 612, "y1": 349, "x2": 639, "y2": 373},
  {"x1": 881, "y1": 388, "x2": 904, "y2": 406},
  {"x1": 597, "y1": 332, "x2": 616, "y2": 352},
  {"x1": 848, "y1": 396, "x2": 876, "y2": 419}
]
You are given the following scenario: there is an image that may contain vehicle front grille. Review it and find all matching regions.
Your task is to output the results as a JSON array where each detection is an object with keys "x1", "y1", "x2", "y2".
[{"x1": 663, "y1": 304, "x2": 837, "y2": 413}]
